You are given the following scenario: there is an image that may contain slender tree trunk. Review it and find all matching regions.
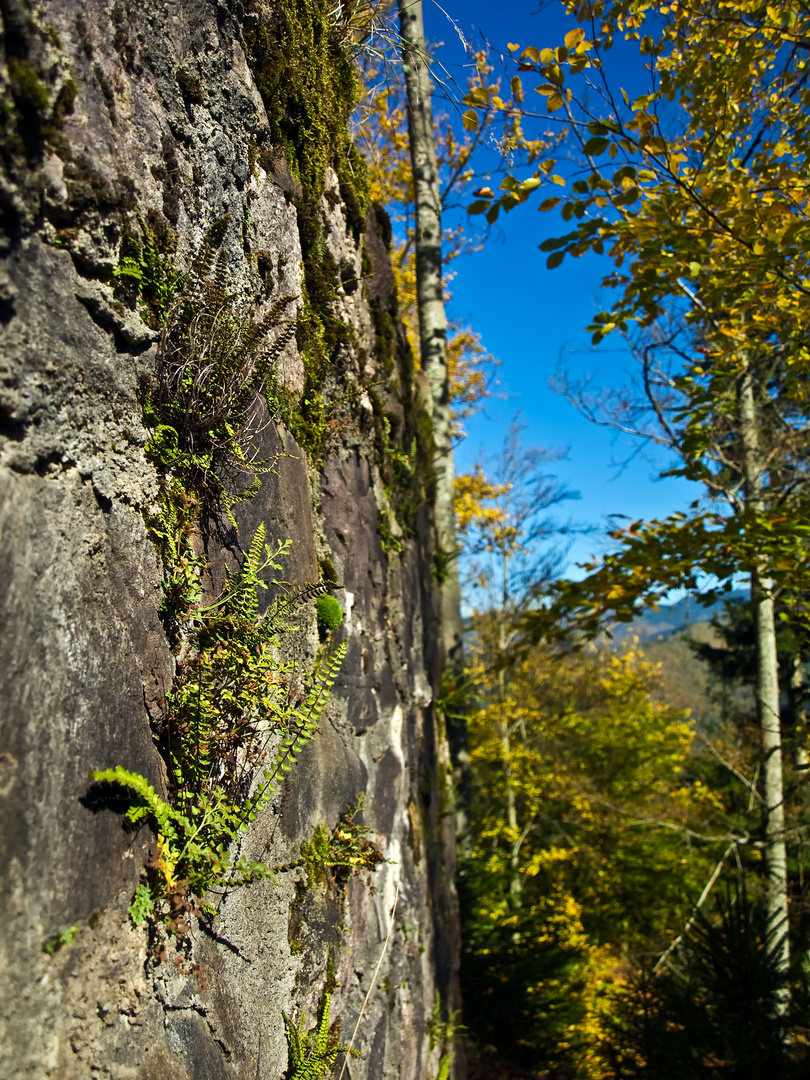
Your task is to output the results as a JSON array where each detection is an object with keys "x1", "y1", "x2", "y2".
[
  {"x1": 790, "y1": 651, "x2": 809, "y2": 778},
  {"x1": 738, "y1": 363, "x2": 790, "y2": 1004},
  {"x1": 497, "y1": 676, "x2": 520, "y2": 896},
  {"x1": 495, "y1": 551, "x2": 521, "y2": 898},
  {"x1": 397, "y1": 0, "x2": 462, "y2": 661},
  {"x1": 397, "y1": 0, "x2": 468, "y2": 823}
]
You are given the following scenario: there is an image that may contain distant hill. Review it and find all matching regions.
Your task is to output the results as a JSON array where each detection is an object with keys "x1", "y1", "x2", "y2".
[
  {"x1": 612, "y1": 591, "x2": 752, "y2": 728},
  {"x1": 613, "y1": 590, "x2": 748, "y2": 643}
]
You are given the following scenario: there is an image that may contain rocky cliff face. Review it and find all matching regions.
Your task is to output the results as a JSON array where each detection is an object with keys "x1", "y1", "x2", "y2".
[{"x1": 0, "y1": 2, "x2": 459, "y2": 1077}]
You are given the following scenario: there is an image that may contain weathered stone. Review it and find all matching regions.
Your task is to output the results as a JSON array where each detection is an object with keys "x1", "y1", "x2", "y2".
[{"x1": 0, "y1": 2, "x2": 459, "y2": 1077}]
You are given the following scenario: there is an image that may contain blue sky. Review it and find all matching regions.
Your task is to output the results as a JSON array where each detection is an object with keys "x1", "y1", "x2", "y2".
[{"x1": 418, "y1": 0, "x2": 703, "y2": 573}]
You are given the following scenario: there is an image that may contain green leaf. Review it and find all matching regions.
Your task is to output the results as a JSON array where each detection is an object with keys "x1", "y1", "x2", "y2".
[{"x1": 583, "y1": 137, "x2": 610, "y2": 156}]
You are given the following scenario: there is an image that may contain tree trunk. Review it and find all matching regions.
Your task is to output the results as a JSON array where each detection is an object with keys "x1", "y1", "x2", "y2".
[
  {"x1": 790, "y1": 651, "x2": 809, "y2": 778},
  {"x1": 738, "y1": 363, "x2": 790, "y2": 1005},
  {"x1": 397, "y1": 0, "x2": 468, "y2": 829},
  {"x1": 396, "y1": 0, "x2": 462, "y2": 662}
]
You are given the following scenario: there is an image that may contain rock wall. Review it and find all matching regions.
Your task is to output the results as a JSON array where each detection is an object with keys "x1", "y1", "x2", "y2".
[{"x1": 0, "y1": 2, "x2": 459, "y2": 1077}]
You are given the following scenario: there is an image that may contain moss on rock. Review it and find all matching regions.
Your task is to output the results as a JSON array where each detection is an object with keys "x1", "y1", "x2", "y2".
[
  {"x1": 244, "y1": 0, "x2": 369, "y2": 462},
  {"x1": 316, "y1": 593, "x2": 343, "y2": 638}
]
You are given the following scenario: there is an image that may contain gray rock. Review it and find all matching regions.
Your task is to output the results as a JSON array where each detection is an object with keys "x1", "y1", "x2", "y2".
[{"x1": 0, "y1": 2, "x2": 459, "y2": 1077}]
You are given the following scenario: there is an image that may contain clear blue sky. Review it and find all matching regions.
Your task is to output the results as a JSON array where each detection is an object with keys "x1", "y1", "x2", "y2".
[{"x1": 420, "y1": 0, "x2": 702, "y2": 574}]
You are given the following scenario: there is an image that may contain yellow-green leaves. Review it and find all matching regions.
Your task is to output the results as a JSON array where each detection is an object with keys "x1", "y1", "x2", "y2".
[
  {"x1": 461, "y1": 629, "x2": 723, "y2": 1075},
  {"x1": 467, "y1": 0, "x2": 810, "y2": 360}
]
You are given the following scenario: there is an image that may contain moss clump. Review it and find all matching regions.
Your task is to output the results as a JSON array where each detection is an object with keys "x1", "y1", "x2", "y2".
[
  {"x1": 319, "y1": 557, "x2": 339, "y2": 586},
  {"x1": 363, "y1": 275, "x2": 435, "y2": 542},
  {"x1": 244, "y1": 0, "x2": 365, "y2": 211},
  {"x1": 7, "y1": 58, "x2": 50, "y2": 115},
  {"x1": 244, "y1": 0, "x2": 369, "y2": 462},
  {"x1": 316, "y1": 593, "x2": 343, "y2": 638},
  {"x1": 0, "y1": 9, "x2": 77, "y2": 233}
]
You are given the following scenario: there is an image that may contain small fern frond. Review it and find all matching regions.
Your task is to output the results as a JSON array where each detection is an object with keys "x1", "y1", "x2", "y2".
[
  {"x1": 295, "y1": 641, "x2": 348, "y2": 730},
  {"x1": 283, "y1": 992, "x2": 358, "y2": 1080},
  {"x1": 262, "y1": 580, "x2": 331, "y2": 633},
  {"x1": 243, "y1": 641, "x2": 347, "y2": 825},
  {"x1": 315, "y1": 992, "x2": 332, "y2": 1055},
  {"x1": 92, "y1": 767, "x2": 178, "y2": 838}
]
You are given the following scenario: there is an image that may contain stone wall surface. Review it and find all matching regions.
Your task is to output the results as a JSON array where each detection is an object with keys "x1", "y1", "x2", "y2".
[{"x1": 0, "y1": 1, "x2": 459, "y2": 1077}]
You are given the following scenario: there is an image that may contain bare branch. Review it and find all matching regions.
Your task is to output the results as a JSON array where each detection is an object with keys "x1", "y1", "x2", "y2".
[{"x1": 654, "y1": 842, "x2": 737, "y2": 972}]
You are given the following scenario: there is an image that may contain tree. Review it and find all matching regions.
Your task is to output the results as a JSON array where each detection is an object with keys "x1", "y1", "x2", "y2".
[
  {"x1": 603, "y1": 883, "x2": 800, "y2": 1080},
  {"x1": 356, "y1": 13, "x2": 552, "y2": 611},
  {"x1": 460, "y1": 635, "x2": 733, "y2": 1077},
  {"x1": 462, "y1": 0, "x2": 810, "y2": 1003},
  {"x1": 357, "y1": 19, "x2": 526, "y2": 829},
  {"x1": 396, "y1": 0, "x2": 464, "y2": 672},
  {"x1": 455, "y1": 419, "x2": 577, "y2": 614}
]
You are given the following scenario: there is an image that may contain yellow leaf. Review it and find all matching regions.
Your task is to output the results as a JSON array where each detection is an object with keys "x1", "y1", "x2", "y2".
[
  {"x1": 507, "y1": 42, "x2": 520, "y2": 51},
  {"x1": 565, "y1": 27, "x2": 586, "y2": 50},
  {"x1": 462, "y1": 108, "x2": 479, "y2": 131},
  {"x1": 546, "y1": 63, "x2": 564, "y2": 86}
]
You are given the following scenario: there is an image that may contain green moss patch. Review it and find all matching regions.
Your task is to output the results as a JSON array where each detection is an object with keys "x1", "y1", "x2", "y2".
[
  {"x1": 244, "y1": 0, "x2": 369, "y2": 462},
  {"x1": 316, "y1": 593, "x2": 343, "y2": 638}
]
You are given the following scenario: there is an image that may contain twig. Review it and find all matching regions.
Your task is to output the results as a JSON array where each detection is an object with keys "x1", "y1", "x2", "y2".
[
  {"x1": 748, "y1": 761, "x2": 761, "y2": 814},
  {"x1": 653, "y1": 842, "x2": 736, "y2": 972},
  {"x1": 698, "y1": 733, "x2": 764, "y2": 806},
  {"x1": 589, "y1": 795, "x2": 743, "y2": 844},
  {"x1": 337, "y1": 884, "x2": 400, "y2": 1080}
]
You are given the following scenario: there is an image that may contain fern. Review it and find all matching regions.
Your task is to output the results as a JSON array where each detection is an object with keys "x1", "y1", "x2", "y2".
[
  {"x1": 92, "y1": 767, "x2": 277, "y2": 902},
  {"x1": 242, "y1": 641, "x2": 348, "y2": 823},
  {"x1": 169, "y1": 527, "x2": 341, "y2": 801},
  {"x1": 292, "y1": 796, "x2": 385, "y2": 886},
  {"x1": 100, "y1": 217, "x2": 356, "y2": 938},
  {"x1": 113, "y1": 214, "x2": 179, "y2": 321},
  {"x1": 284, "y1": 992, "x2": 358, "y2": 1080},
  {"x1": 94, "y1": 525, "x2": 347, "y2": 922},
  {"x1": 144, "y1": 224, "x2": 299, "y2": 522}
]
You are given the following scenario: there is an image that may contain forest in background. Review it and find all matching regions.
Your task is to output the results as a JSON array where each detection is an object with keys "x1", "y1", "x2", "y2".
[{"x1": 352, "y1": 1, "x2": 810, "y2": 1076}]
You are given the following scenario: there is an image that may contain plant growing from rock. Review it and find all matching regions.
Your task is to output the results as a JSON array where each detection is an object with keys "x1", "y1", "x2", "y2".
[
  {"x1": 315, "y1": 592, "x2": 343, "y2": 639},
  {"x1": 284, "y1": 987, "x2": 358, "y2": 1080},
  {"x1": 94, "y1": 524, "x2": 347, "y2": 925},
  {"x1": 140, "y1": 221, "x2": 298, "y2": 526},
  {"x1": 293, "y1": 796, "x2": 385, "y2": 886},
  {"x1": 96, "y1": 220, "x2": 347, "y2": 929}
]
